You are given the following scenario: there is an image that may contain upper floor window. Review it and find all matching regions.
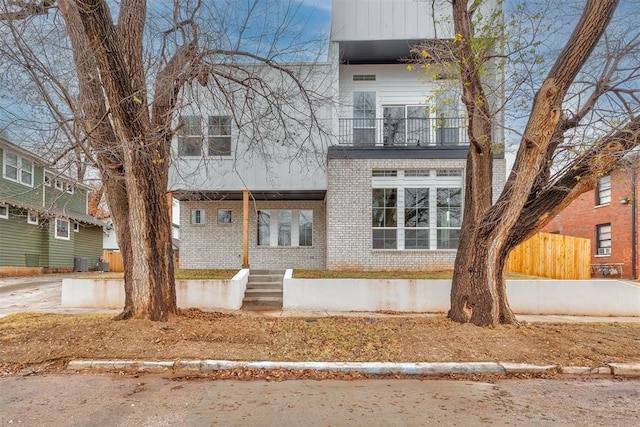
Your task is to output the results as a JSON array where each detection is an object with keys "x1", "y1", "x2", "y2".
[
  {"x1": 353, "y1": 92, "x2": 376, "y2": 145},
  {"x1": 55, "y1": 179, "x2": 65, "y2": 191},
  {"x1": 178, "y1": 115, "x2": 232, "y2": 157},
  {"x1": 596, "y1": 223, "x2": 611, "y2": 256},
  {"x1": 596, "y1": 175, "x2": 611, "y2": 206},
  {"x1": 208, "y1": 116, "x2": 232, "y2": 156},
  {"x1": 44, "y1": 173, "x2": 51, "y2": 186},
  {"x1": 3, "y1": 152, "x2": 33, "y2": 187}
]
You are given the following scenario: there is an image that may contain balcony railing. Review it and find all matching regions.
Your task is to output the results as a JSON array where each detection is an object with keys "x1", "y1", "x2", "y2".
[{"x1": 338, "y1": 117, "x2": 469, "y2": 147}]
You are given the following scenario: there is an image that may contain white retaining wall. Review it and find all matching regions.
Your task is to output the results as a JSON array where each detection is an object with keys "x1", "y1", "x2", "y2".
[
  {"x1": 61, "y1": 269, "x2": 249, "y2": 311},
  {"x1": 283, "y1": 272, "x2": 640, "y2": 316}
]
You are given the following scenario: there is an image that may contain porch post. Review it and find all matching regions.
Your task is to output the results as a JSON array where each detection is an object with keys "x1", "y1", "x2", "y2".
[{"x1": 242, "y1": 189, "x2": 250, "y2": 268}]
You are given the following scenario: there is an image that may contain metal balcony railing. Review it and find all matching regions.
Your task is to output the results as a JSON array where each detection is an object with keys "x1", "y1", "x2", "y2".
[{"x1": 337, "y1": 117, "x2": 469, "y2": 147}]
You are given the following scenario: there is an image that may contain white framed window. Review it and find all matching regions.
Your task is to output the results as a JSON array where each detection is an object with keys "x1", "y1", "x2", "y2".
[
  {"x1": 596, "y1": 175, "x2": 611, "y2": 206},
  {"x1": 596, "y1": 223, "x2": 611, "y2": 256},
  {"x1": 217, "y1": 209, "x2": 232, "y2": 224},
  {"x1": 257, "y1": 209, "x2": 313, "y2": 247},
  {"x1": 372, "y1": 169, "x2": 463, "y2": 250},
  {"x1": 353, "y1": 91, "x2": 376, "y2": 145},
  {"x1": 55, "y1": 179, "x2": 65, "y2": 191},
  {"x1": 0, "y1": 204, "x2": 8, "y2": 219},
  {"x1": 73, "y1": 222, "x2": 80, "y2": 232},
  {"x1": 190, "y1": 209, "x2": 205, "y2": 225},
  {"x1": 177, "y1": 115, "x2": 203, "y2": 157},
  {"x1": 44, "y1": 173, "x2": 52, "y2": 187},
  {"x1": 55, "y1": 218, "x2": 70, "y2": 240},
  {"x1": 3, "y1": 151, "x2": 33, "y2": 187},
  {"x1": 27, "y1": 210, "x2": 38, "y2": 225},
  {"x1": 208, "y1": 116, "x2": 232, "y2": 156},
  {"x1": 178, "y1": 115, "x2": 232, "y2": 157},
  {"x1": 66, "y1": 183, "x2": 74, "y2": 194}
]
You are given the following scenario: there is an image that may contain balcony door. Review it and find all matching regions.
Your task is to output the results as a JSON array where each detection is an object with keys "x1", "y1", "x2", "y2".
[
  {"x1": 353, "y1": 92, "x2": 376, "y2": 145},
  {"x1": 383, "y1": 105, "x2": 430, "y2": 146}
]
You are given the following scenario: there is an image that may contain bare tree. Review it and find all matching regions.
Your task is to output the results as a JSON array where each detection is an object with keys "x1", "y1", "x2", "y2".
[
  {"x1": 412, "y1": 0, "x2": 640, "y2": 326},
  {"x1": 0, "y1": 0, "x2": 329, "y2": 321}
]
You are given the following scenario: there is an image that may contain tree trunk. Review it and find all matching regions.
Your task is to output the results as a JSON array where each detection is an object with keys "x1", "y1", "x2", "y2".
[{"x1": 449, "y1": 0, "x2": 619, "y2": 326}]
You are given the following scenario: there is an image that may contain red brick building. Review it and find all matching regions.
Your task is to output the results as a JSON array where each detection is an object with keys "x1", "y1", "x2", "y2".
[{"x1": 542, "y1": 164, "x2": 638, "y2": 279}]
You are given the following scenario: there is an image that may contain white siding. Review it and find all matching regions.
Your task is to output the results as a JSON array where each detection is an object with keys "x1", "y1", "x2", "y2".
[
  {"x1": 339, "y1": 64, "x2": 448, "y2": 118},
  {"x1": 331, "y1": 0, "x2": 453, "y2": 41}
]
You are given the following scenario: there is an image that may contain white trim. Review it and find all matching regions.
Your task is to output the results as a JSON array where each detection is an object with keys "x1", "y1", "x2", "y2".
[
  {"x1": 55, "y1": 217, "x2": 71, "y2": 240},
  {"x1": 2, "y1": 150, "x2": 34, "y2": 188},
  {"x1": 27, "y1": 210, "x2": 39, "y2": 225},
  {"x1": 73, "y1": 221, "x2": 80, "y2": 233},
  {"x1": 0, "y1": 203, "x2": 8, "y2": 219}
]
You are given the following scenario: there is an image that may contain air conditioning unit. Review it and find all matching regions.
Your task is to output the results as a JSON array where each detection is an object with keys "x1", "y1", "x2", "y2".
[{"x1": 597, "y1": 247, "x2": 611, "y2": 255}]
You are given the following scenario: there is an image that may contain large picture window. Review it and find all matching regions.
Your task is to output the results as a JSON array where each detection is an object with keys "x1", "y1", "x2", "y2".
[
  {"x1": 3, "y1": 152, "x2": 33, "y2": 187},
  {"x1": 257, "y1": 209, "x2": 313, "y2": 247},
  {"x1": 371, "y1": 169, "x2": 463, "y2": 250}
]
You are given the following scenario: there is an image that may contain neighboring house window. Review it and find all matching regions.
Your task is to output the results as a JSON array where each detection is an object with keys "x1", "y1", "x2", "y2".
[
  {"x1": 257, "y1": 209, "x2": 313, "y2": 247},
  {"x1": 73, "y1": 222, "x2": 80, "y2": 232},
  {"x1": 372, "y1": 188, "x2": 398, "y2": 249},
  {"x1": 66, "y1": 183, "x2": 74, "y2": 194},
  {"x1": 178, "y1": 115, "x2": 203, "y2": 156},
  {"x1": 190, "y1": 209, "x2": 205, "y2": 225},
  {"x1": 44, "y1": 174, "x2": 51, "y2": 186},
  {"x1": 27, "y1": 210, "x2": 38, "y2": 225},
  {"x1": 0, "y1": 204, "x2": 8, "y2": 219},
  {"x1": 55, "y1": 218, "x2": 70, "y2": 240},
  {"x1": 437, "y1": 188, "x2": 462, "y2": 249},
  {"x1": 208, "y1": 116, "x2": 232, "y2": 156},
  {"x1": 55, "y1": 179, "x2": 65, "y2": 191},
  {"x1": 3, "y1": 152, "x2": 33, "y2": 187},
  {"x1": 596, "y1": 223, "x2": 612, "y2": 256},
  {"x1": 353, "y1": 92, "x2": 376, "y2": 145},
  {"x1": 217, "y1": 209, "x2": 232, "y2": 224},
  {"x1": 596, "y1": 175, "x2": 611, "y2": 205}
]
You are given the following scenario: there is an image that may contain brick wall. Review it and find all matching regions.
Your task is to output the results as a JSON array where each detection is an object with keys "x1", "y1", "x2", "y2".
[
  {"x1": 180, "y1": 200, "x2": 326, "y2": 270},
  {"x1": 542, "y1": 167, "x2": 638, "y2": 279},
  {"x1": 325, "y1": 157, "x2": 507, "y2": 271}
]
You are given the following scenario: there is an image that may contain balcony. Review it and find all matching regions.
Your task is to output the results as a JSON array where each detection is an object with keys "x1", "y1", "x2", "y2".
[{"x1": 337, "y1": 117, "x2": 469, "y2": 147}]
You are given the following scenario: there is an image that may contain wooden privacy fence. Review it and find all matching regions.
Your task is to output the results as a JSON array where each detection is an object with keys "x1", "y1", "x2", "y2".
[
  {"x1": 102, "y1": 250, "x2": 124, "y2": 272},
  {"x1": 102, "y1": 250, "x2": 179, "y2": 273},
  {"x1": 506, "y1": 232, "x2": 591, "y2": 279}
]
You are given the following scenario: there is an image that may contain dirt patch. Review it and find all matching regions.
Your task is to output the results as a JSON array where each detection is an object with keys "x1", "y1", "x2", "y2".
[{"x1": 1, "y1": 309, "x2": 639, "y2": 375}]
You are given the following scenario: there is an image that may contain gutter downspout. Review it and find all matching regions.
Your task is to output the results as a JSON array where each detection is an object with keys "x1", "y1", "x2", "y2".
[{"x1": 632, "y1": 167, "x2": 637, "y2": 280}]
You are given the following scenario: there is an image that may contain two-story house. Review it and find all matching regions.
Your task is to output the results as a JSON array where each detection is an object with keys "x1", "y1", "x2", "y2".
[
  {"x1": 542, "y1": 159, "x2": 639, "y2": 280},
  {"x1": 0, "y1": 137, "x2": 105, "y2": 275},
  {"x1": 169, "y1": 0, "x2": 506, "y2": 271}
]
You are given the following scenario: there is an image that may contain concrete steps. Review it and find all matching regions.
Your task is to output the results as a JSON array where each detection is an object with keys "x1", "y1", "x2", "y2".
[{"x1": 241, "y1": 269, "x2": 284, "y2": 311}]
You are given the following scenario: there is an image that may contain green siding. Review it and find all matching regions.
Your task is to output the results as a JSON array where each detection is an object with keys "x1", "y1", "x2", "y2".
[
  {"x1": 74, "y1": 224, "x2": 103, "y2": 268},
  {"x1": 0, "y1": 206, "x2": 46, "y2": 267},
  {"x1": 0, "y1": 147, "x2": 44, "y2": 206},
  {"x1": 46, "y1": 185, "x2": 88, "y2": 214},
  {"x1": 44, "y1": 219, "x2": 75, "y2": 267}
]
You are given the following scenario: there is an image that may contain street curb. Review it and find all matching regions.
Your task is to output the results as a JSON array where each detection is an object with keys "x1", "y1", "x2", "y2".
[{"x1": 65, "y1": 360, "x2": 640, "y2": 377}]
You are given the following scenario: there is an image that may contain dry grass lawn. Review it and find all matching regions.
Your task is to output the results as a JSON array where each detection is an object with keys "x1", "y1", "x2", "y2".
[{"x1": 1, "y1": 309, "x2": 639, "y2": 376}]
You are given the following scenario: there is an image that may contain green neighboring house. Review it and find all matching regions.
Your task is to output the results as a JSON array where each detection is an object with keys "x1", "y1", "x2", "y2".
[{"x1": 0, "y1": 137, "x2": 105, "y2": 275}]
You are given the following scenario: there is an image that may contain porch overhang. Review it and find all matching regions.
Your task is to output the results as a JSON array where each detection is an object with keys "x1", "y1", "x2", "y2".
[{"x1": 172, "y1": 189, "x2": 327, "y2": 202}]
